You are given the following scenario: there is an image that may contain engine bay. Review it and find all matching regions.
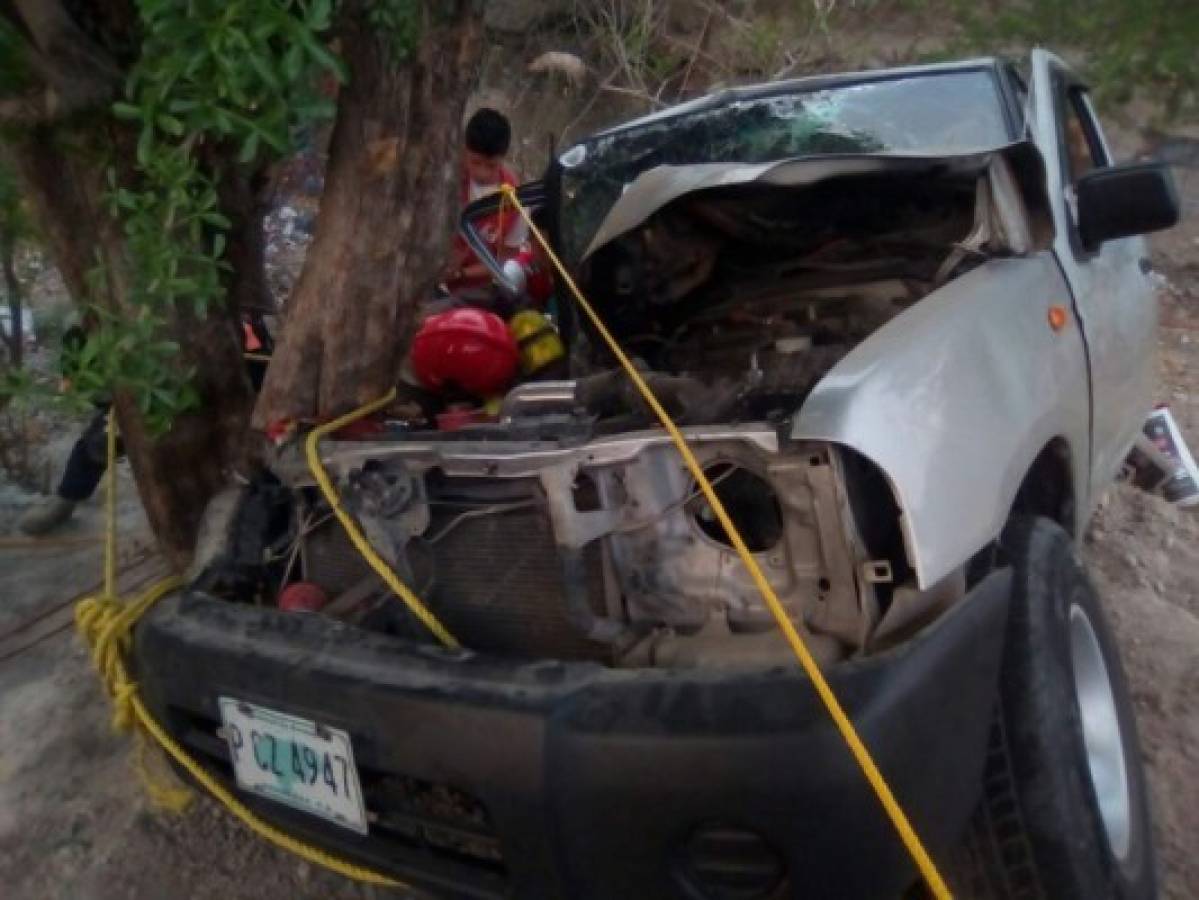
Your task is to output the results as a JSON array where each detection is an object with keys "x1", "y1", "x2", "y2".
[{"x1": 190, "y1": 158, "x2": 1039, "y2": 669}]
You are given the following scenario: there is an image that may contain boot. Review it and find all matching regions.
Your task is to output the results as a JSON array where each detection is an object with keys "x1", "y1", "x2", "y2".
[{"x1": 18, "y1": 496, "x2": 77, "y2": 536}]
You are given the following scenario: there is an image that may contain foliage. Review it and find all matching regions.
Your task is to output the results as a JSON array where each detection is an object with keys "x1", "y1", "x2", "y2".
[
  {"x1": 0, "y1": 160, "x2": 27, "y2": 245},
  {"x1": 0, "y1": 403, "x2": 49, "y2": 490},
  {"x1": 946, "y1": 0, "x2": 1199, "y2": 119},
  {"x1": 0, "y1": 16, "x2": 31, "y2": 95},
  {"x1": 572, "y1": 1, "x2": 857, "y2": 109},
  {"x1": 572, "y1": 0, "x2": 676, "y2": 105},
  {"x1": 82, "y1": 0, "x2": 344, "y2": 433},
  {"x1": 0, "y1": 158, "x2": 31, "y2": 368},
  {"x1": 367, "y1": 0, "x2": 423, "y2": 66}
]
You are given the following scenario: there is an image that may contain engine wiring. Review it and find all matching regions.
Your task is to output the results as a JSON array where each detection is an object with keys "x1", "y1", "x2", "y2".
[
  {"x1": 422, "y1": 499, "x2": 540, "y2": 545},
  {"x1": 611, "y1": 463, "x2": 738, "y2": 534},
  {"x1": 269, "y1": 506, "x2": 335, "y2": 598}
]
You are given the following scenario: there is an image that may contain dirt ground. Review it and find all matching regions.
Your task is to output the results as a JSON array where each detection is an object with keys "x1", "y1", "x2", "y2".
[
  {"x1": 2, "y1": 35, "x2": 1198, "y2": 900},
  {"x1": 0, "y1": 458, "x2": 379, "y2": 899}
]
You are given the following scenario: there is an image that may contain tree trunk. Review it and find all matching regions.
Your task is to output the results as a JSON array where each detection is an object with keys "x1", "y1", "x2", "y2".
[
  {"x1": 0, "y1": 233, "x2": 20, "y2": 366},
  {"x1": 215, "y1": 163, "x2": 275, "y2": 314},
  {"x1": 253, "y1": 2, "x2": 484, "y2": 428},
  {"x1": 4, "y1": 125, "x2": 255, "y2": 568}
]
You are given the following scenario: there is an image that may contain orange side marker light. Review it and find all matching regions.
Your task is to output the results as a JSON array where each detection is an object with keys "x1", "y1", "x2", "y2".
[{"x1": 1048, "y1": 305, "x2": 1069, "y2": 332}]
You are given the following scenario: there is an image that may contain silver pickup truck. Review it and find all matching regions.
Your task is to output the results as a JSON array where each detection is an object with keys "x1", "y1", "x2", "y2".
[{"x1": 135, "y1": 52, "x2": 1179, "y2": 899}]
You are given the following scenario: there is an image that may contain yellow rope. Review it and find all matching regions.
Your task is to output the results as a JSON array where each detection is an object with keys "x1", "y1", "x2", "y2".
[
  {"x1": 500, "y1": 184, "x2": 953, "y2": 900},
  {"x1": 74, "y1": 191, "x2": 949, "y2": 895},
  {"x1": 128, "y1": 685, "x2": 402, "y2": 886},
  {"x1": 104, "y1": 409, "x2": 117, "y2": 599},
  {"x1": 74, "y1": 415, "x2": 408, "y2": 888},
  {"x1": 303, "y1": 389, "x2": 460, "y2": 649}
]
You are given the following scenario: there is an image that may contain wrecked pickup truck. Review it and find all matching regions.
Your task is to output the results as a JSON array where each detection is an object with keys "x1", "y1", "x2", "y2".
[{"x1": 133, "y1": 52, "x2": 1179, "y2": 899}]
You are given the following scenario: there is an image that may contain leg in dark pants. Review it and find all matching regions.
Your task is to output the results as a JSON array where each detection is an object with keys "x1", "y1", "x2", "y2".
[
  {"x1": 57, "y1": 408, "x2": 122, "y2": 502},
  {"x1": 20, "y1": 408, "x2": 124, "y2": 535},
  {"x1": 18, "y1": 407, "x2": 121, "y2": 534}
]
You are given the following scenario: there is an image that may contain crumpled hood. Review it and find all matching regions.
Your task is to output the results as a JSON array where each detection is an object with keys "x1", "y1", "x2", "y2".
[{"x1": 582, "y1": 140, "x2": 1054, "y2": 260}]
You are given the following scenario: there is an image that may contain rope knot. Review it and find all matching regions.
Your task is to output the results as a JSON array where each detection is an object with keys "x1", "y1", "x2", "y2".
[{"x1": 111, "y1": 680, "x2": 138, "y2": 732}]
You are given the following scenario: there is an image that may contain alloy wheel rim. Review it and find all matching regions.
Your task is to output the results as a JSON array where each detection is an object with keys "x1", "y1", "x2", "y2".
[{"x1": 1068, "y1": 603, "x2": 1132, "y2": 861}]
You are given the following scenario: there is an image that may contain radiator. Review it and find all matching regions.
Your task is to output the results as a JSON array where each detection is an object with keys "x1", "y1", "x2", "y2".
[
  {"x1": 304, "y1": 503, "x2": 612, "y2": 662},
  {"x1": 427, "y1": 505, "x2": 611, "y2": 661}
]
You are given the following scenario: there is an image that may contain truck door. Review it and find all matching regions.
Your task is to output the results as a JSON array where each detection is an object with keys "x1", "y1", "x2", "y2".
[{"x1": 1030, "y1": 50, "x2": 1157, "y2": 501}]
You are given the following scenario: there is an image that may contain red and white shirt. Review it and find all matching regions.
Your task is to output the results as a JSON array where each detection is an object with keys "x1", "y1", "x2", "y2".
[{"x1": 450, "y1": 165, "x2": 528, "y2": 293}]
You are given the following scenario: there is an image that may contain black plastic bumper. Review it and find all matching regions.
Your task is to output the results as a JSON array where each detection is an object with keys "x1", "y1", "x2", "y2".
[{"x1": 133, "y1": 570, "x2": 1011, "y2": 900}]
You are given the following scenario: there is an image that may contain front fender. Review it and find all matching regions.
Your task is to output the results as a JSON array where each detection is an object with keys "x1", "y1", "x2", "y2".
[{"x1": 794, "y1": 254, "x2": 1090, "y2": 587}]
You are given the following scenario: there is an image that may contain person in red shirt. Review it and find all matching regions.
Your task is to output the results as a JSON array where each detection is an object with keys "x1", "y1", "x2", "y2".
[{"x1": 441, "y1": 108, "x2": 528, "y2": 301}]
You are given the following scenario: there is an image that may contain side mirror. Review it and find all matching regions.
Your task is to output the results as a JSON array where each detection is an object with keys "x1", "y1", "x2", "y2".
[{"x1": 1076, "y1": 162, "x2": 1180, "y2": 252}]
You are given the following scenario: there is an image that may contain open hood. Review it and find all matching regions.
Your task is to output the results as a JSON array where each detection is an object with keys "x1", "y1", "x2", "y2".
[{"x1": 582, "y1": 141, "x2": 1055, "y2": 261}]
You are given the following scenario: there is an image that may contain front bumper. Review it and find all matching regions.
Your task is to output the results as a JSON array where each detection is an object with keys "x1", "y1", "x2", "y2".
[{"x1": 133, "y1": 570, "x2": 1011, "y2": 900}]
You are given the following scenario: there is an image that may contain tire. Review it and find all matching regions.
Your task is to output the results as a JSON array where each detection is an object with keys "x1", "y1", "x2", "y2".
[{"x1": 950, "y1": 518, "x2": 1156, "y2": 900}]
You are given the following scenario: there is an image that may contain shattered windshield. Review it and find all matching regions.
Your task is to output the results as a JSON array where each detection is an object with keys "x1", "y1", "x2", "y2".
[{"x1": 559, "y1": 70, "x2": 1009, "y2": 264}]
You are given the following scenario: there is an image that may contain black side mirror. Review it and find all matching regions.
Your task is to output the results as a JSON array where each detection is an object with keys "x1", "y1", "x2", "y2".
[{"x1": 1076, "y1": 161, "x2": 1180, "y2": 252}]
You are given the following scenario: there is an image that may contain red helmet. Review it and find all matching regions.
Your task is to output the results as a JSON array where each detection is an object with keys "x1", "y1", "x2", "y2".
[{"x1": 411, "y1": 308, "x2": 519, "y2": 397}]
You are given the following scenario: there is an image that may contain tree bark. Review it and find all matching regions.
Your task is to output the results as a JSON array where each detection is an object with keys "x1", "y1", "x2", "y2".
[
  {"x1": 214, "y1": 162, "x2": 275, "y2": 314},
  {"x1": 4, "y1": 126, "x2": 254, "y2": 568},
  {"x1": 0, "y1": 1, "x2": 126, "y2": 126},
  {"x1": 1, "y1": 1, "x2": 483, "y2": 563},
  {"x1": 253, "y1": 1, "x2": 484, "y2": 428}
]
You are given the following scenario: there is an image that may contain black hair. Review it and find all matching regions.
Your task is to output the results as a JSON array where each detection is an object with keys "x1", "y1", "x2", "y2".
[{"x1": 465, "y1": 107, "x2": 511, "y2": 158}]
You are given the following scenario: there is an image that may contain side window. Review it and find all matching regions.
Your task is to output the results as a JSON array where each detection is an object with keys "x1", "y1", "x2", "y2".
[{"x1": 1060, "y1": 85, "x2": 1109, "y2": 185}]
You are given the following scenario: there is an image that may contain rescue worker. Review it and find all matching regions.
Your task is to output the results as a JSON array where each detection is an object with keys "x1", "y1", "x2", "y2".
[
  {"x1": 18, "y1": 321, "x2": 111, "y2": 535},
  {"x1": 18, "y1": 313, "x2": 273, "y2": 536},
  {"x1": 241, "y1": 310, "x2": 274, "y2": 392},
  {"x1": 397, "y1": 111, "x2": 567, "y2": 420}
]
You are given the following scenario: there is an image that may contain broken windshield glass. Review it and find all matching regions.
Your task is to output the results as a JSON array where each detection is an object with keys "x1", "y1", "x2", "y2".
[{"x1": 559, "y1": 70, "x2": 1009, "y2": 264}]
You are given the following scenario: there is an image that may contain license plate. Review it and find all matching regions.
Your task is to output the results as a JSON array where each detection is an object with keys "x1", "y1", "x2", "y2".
[{"x1": 218, "y1": 697, "x2": 368, "y2": 834}]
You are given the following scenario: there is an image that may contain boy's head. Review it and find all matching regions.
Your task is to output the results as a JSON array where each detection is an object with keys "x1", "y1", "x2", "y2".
[{"x1": 464, "y1": 107, "x2": 511, "y2": 185}]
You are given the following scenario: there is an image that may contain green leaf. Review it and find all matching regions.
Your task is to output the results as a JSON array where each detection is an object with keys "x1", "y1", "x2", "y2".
[
  {"x1": 296, "y1": 97, "x2": 337, "y2": 120},
  {"x1": 299, "y1": 31, "x2": 345, "y2": 81},
  {"x1": 308, "y1": 0, "x2": 332, "y2": 30},
  {"x1": 257, "y1": 123, "x2": 288, "y2": 154},
  {"x1": 246, "y1": 51, "x2": 281, "y2": 91},
  {"x1": 283, "y1": 44, "x2": 304, "y2": 81},
  {"x1": 156, "y1": 114, "x2": 185, "y2": 135},
  {"x1": 136, "y1": 127, "x2": 155, "y2": 167},
  {"x1": 238, "y1": 130, "x2": 259, "y2": 164},
  {"x1": 112, "y1": 101, "x2": 143, "y2": 121},
  {"x1": 151, "y1": 386, "x2": 178, "y2": 408},
  {"x1": 252, "y1": 21, "x2": 282, "y2": 42}
]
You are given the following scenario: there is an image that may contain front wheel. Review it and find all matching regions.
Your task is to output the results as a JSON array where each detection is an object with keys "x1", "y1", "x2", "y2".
[{"x1": 951, "y1": 518, "x2": 1156, "y2": 899}]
